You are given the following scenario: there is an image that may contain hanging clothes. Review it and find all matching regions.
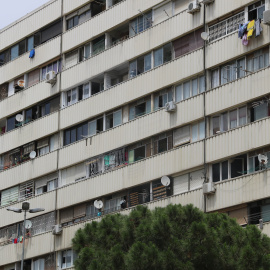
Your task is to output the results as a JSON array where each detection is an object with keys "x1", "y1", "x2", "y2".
[
  {"x1": 238, "y1": 22, "x2": 249, "y2": 39},
  {"x1": 247, "y1": 20, "x2": 255, "y2": 40},
  {"x1": 242, "y1": 33, "x2": 248, "y2": 46},
  {"x1": 29, "y1": 49, "x2": 35, "y2": 58},
  {"x1": 255, "y1": 19, "x2": 263, "y2": 37}
]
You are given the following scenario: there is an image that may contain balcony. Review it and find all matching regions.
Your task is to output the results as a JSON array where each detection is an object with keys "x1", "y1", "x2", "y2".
[
  {"x1": 61, "y1": 12, "x2": 203, "y2": 90},
  {"x1": 0, "y1": 36, "x2": 61, "y2": 85},
  {"x1": 0, "y1": 80, "x2": 60, "y2": 120},
  {"x1": 206, "y1": 117, "x2": 270, "y2": 163},
  {"x1": 58, "y1": 95, "x2": 204, "y2": 169},
  {"x1": 0, "y1": 112, "x2": 59, "y2": 155},
  {"x1": 0, "y1": 151, "x2": 58, "y2": 191},
  {"x1": 0, "y1": 0, "x2": 61, "y2": 51},
  {"x1": 57, "y1": 140, "x2": 204, "y2": 209},
  {"x1": 205, "y1": 67, "x2": 270, "y2": 116},
  {"x1": 0, "y1": 190, "x2": 56, "y2": 228},
  {"x1": 60, "y1": 50, "x2": 204, "y2": 129},
  {"x1": 207, "y1": 169, "x2": 270, "y2": 212},
  {"x1": 206, "y1": 23, "x2": 269, "y2": 69}
]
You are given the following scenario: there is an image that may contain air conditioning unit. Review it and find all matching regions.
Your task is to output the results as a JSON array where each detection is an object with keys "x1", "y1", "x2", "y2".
[
  {"x1": 45, "y1": 71, "x2": 57, "y2": 84},
  {"x1": 263, "y1": 10, "x2": 270, "y2": 25},
  {"x1": 187, "y1": 0, "x2": 200, "y2": 14},
  {"x1": 165, "y1": 101, "x2": 176, "y2": 112},
  {"x1": 203, "y1": 182, "x2": 216, "y2": 195},
  {"x1": 202, "y1": 0, "x2": 215, "y2": 4},
  {"x1": 52, "y1": 224, "x2": 62, "y2": 235}
]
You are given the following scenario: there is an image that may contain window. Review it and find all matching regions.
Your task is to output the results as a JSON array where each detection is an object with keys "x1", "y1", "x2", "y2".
[
  {"x1": 128, "y1": 145, "x2": 147, "y2": 163},
  {"x1": 209, "y1": 12, "x2": 245, "y2": 42},
  {"x1": 92, "y1": 35, "x2": 105, "y2": 55},
  {"x1": 130, "y1": 11, "x2": 152, "y2": 37},
  {"x1": 191, "y1": 121, "x2": 205, "y2": 142},
  {"x1": 154, "y1": 88, "x2": 173, "y2": 110},
  {"x1": 66, "y1": 83, "x2": 90, "y2": 106},
  {"x1": 129, "y1": 98, "x2": 151, "y2": 120},
  {"x1": 249, "y1": 147, "x2": 270, "y2": 172},
  {"x1": 211, "y1": 106, "x2": 247, "y2": 135},
  {"x1": 154, "y1": 43, "x2": 172, "y2": 67},
  {"x1": 41, "y1": 59, "x2": 61, "y2": 80},
  {"x1": 67, "y1": 15, "x2": 79, "y2": 30},
  {"x1": 10, "y1": 44, "x2": 19, "y2": 61},
  {"x1": 89, "y1": 116, "x2": 104, "y2": 137},
  {"x1": 7, "y1": 114, "x2": 21, "y2": 132},
  {"x1": 64, "y1": 122, "x2": 88, "y2": 145},
  {"x1": 247, "y1": 48, "x2": 269, "y2": 72},
  {"x1": 129, "y1": 53, "x2": 152, "y2": 78},
  {"x1": 250, "y1": 98, "x2": 270, "y2": 122},
  {"x1": 175, "y1": 76, "x2": 205, "y2": 102},
  {"x1": 212, "y1": 155, "x2": 247, "y2": 182},
  {"x1": 153, "y1": 132, "x2": 173, "y2": 155},
  {"x1": 173, "y1": 125, "x2": 190, "y2": 147},
  {"x1": 106, "y1": 110, "x2": 122, "y2": 129},
  {"x1": 79, "y1": 43, "x2": 91, "y2": 62},
  {"x1": 33, "y1": 259, "x2": 45, "y2": 270},
  {"x1": 248, "y1": 0, "x2": 265, "y2": 21},
  {"x1": 65, "y1": 50, "x2": 78, "y2": 69},
  {"x1": 40, "y1": 20, "x2": 62, "y2": 44}
]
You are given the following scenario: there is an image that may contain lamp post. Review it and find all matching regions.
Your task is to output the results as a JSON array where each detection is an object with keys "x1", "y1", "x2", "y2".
[{"x1": 7, "y1": 202, "x2": 45, "y2": 270}]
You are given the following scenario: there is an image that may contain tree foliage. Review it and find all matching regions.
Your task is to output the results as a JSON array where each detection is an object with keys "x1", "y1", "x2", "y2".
[{"x1": 72, "y1": 204, "x2": 270, "y2": 270}]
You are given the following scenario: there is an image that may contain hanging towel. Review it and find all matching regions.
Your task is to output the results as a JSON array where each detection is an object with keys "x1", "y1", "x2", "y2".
[
  {"x1": 29, "y1": 49, "x2": 35, "y2": 58},
  {"x1": 242, "y1": 33, "x2": 248, "y2": 46},
  {"x1": 238, "y1": 22, "x2": 249, "y2": 39},
  {"x1": 247, "y1": 20, "x2": 255, "y2": 40},
  {"x1": 255, "y1": 19, "x2": 263, "y2": 37}
]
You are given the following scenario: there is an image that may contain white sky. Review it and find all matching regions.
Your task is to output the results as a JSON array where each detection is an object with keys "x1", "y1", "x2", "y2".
[{"x1": 0, "y1": 0, "x2": 50, "y2": 30}]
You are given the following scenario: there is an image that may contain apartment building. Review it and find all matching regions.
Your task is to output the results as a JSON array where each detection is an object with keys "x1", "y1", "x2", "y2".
[{"x1": 0, "y1": 0, "x2": 270, "y2": 268}]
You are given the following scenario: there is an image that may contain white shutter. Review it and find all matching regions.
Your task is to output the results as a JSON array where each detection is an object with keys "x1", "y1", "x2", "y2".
[
  {"x1": 190, "y1": 169, "x2": 204, "y2": 190},
  {"x1": 173, "y1": 174, "x2": 188, "y2": 195},
  {"x1": 174, "y1": 0, "x2": 189, "y2": 15},
  {"x1": 65, "y1": 50, "x2": 78, "y2": 69},
  {"x1": 153, "y1": 2, "x2": 172, "y2": 25},
  {"x1": 173, "y1": 125, "x2": 190, "y2": 146}
]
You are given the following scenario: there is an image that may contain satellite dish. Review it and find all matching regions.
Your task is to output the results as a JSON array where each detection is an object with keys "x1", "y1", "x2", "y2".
[
  {"x1": 94, "y1": 200, "x2": 103, "y2": 209},
  {"x1": 29, "y1": 151, "x2": 36, "y2": 159},
  {"x1": 24, "y1": 220, "x2": 32, "y2": 229},
  {"x1": 161, "y1": 176, "x2": 170, "y2": 187},
  {"x1": 17, "y1": 80, "x2": 25, "y2": 88},
  {"x1": 15, "y1": 114, "x2": 24, "y2": 122},
  {"x1": 201, "y1": 32, "x2": 209, "y2": 41},
  {"x1": 258, "y1": 154, "x2": 268, "y2": 165}
]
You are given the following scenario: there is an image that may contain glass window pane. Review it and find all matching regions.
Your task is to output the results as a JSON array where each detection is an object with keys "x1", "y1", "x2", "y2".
[
  {"x1": 27, "y1": 36, "x2": 34, "y2": 51},
  {"x1": 229, "y1": 110, "x2": 237, "y2": 129},
  {"x1": 254, "y1": 103, "x2": 268, "y2": 121},
  {"x1": 199, "y1": 76, "x2": 205, "y2": 93},
  {"x1": 154, "y1": 48, "x2": 163, "y2": 67},
  {"x1": 163, "y1": 43, "x2": 172, "y2": 63},
  {"x1": 212, "y1": 116, "x2": 220, "y2": 134},
  {"x1": 77, "y1": 126, "x2": 83, "y2": 141},
  {"x1": 11, "y1": 45, "x2": 19, "y2": 60},
  {"x1": 129, "y1": 61, "x2": 137, "y2": 78},
  {"x1": 192, "y1": 79, "x2": 198, "y2": 96},
  {"x1": 113, "y1": 110, "x2": 122, "y2": 127},
  {"x1": 192, "y1": 124, "x2": 198, "y2": 142},
  {"x1": 85, "y1": 44, "x2": 91, "y2": 59},
  {"x1": 212, "y1": 163, "x2": 220, "y2": 182},
  {"x1": 222, "y1": 161, "x2": 228, "y2": 180},
  {"x1": 67, "y1": 19, "x2": 73, "y2": 30},
  {"x1": 211, "y1": 69, "x2": 219, "y2": 88},
  {"x1": 74, "y1": 16, "x2": 79, "y2": 26},
  {"x1": 221, "y1": 113, "x2": 228, "y2": 132},
  {"x1": 183, "y1": 81, "x2": 190, "y2": 99},
  {"x1": 65, "y1": 130, "x2": 70, "y2": 145},
  {"x1": 175, "y1": 85, "x2": 183, "y2": 102},
  {"x1": 83, "y1": 83, "x2": 90, "y2": 99},
  {"x1": 70, "y1": 128, "x2": 76, "y2": 143},
  {"x1": 144, "y1": 53, "x2": 152, "y2": 71},
  {"x1": 129, "y1": 106, "x2": 135, "y2": 120},
  {"x1": 89, "y1": 121, "x2": 97, "y2": 136},
  {"x1": 146, "y1": 100, "x2": 151, "y2": 114},
  {"x1": 199, "y1": 121, "x2": 205, "y2": 140},
  {"x1": 239, "y1": 107, "x2": 247, "y2": 126}
]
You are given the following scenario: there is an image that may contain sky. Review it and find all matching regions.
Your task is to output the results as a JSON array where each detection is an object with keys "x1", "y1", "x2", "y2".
[{"x1": 0, "y1": 0, "x2": 50, "y2": 30}]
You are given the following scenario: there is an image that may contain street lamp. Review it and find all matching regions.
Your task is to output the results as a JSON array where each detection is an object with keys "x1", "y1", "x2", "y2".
[{"x1": 7, "y1": 202, "x2": 45, "y2": 270}]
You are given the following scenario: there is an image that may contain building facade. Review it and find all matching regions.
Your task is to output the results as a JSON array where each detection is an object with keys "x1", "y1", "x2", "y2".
[{"x1": 0, "y1": 0, "x2": 270, "y2": 268}]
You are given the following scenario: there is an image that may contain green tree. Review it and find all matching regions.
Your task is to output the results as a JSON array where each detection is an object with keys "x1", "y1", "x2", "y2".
[{"x1": 72, "y1": 204, "x2": 270, "y2": 270}]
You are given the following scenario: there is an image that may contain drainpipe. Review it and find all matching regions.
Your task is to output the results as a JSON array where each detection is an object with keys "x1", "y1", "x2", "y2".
[{"x1": 203, "y1": 2, "x2": 207, "y2": 214}]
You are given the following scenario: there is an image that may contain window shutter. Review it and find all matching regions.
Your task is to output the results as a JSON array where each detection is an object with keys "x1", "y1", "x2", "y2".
[
  {"x1": 74, "y1": 204, "x2": 86, "y2": 219},
  {"x1": 228, "y1": 206, "x2": 248, "y2": 225},
  {"x1": 65, "y1": 50, "x2": 78, "y2": 69},
  {"x1": 60, "y1": 208, "x2": 74, "y2": 223},
  {"x1": 190, "y1": 169, "x2": 204, "y2": 190},
  {"x1": 173, "y1": 174, "x2": 188, "y2": 195},
  {"x1": 153, "y1": 2, "x2": 172, "y2": 25},
  {"x1": 37, "y1": 137, "x2": 49, "y2": 149},
  {"x1": 173, "y1": 126, "x2": 190, "y2": 147},
  {"x1": 28, "y1": 69, "x2": 40, "y2": 87},
  {"x1": 41, "y1": 20, "x2": 62, "y2": 43},
  {"x1": 1, "y1": 186, "x2": 19, "y2": 206},
  {"x1": 23, "y1": 142, "x2": 35, "y2": 155},
  {"x1": 167, "y1": 135, "x2": 173, "y2": 150}
]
